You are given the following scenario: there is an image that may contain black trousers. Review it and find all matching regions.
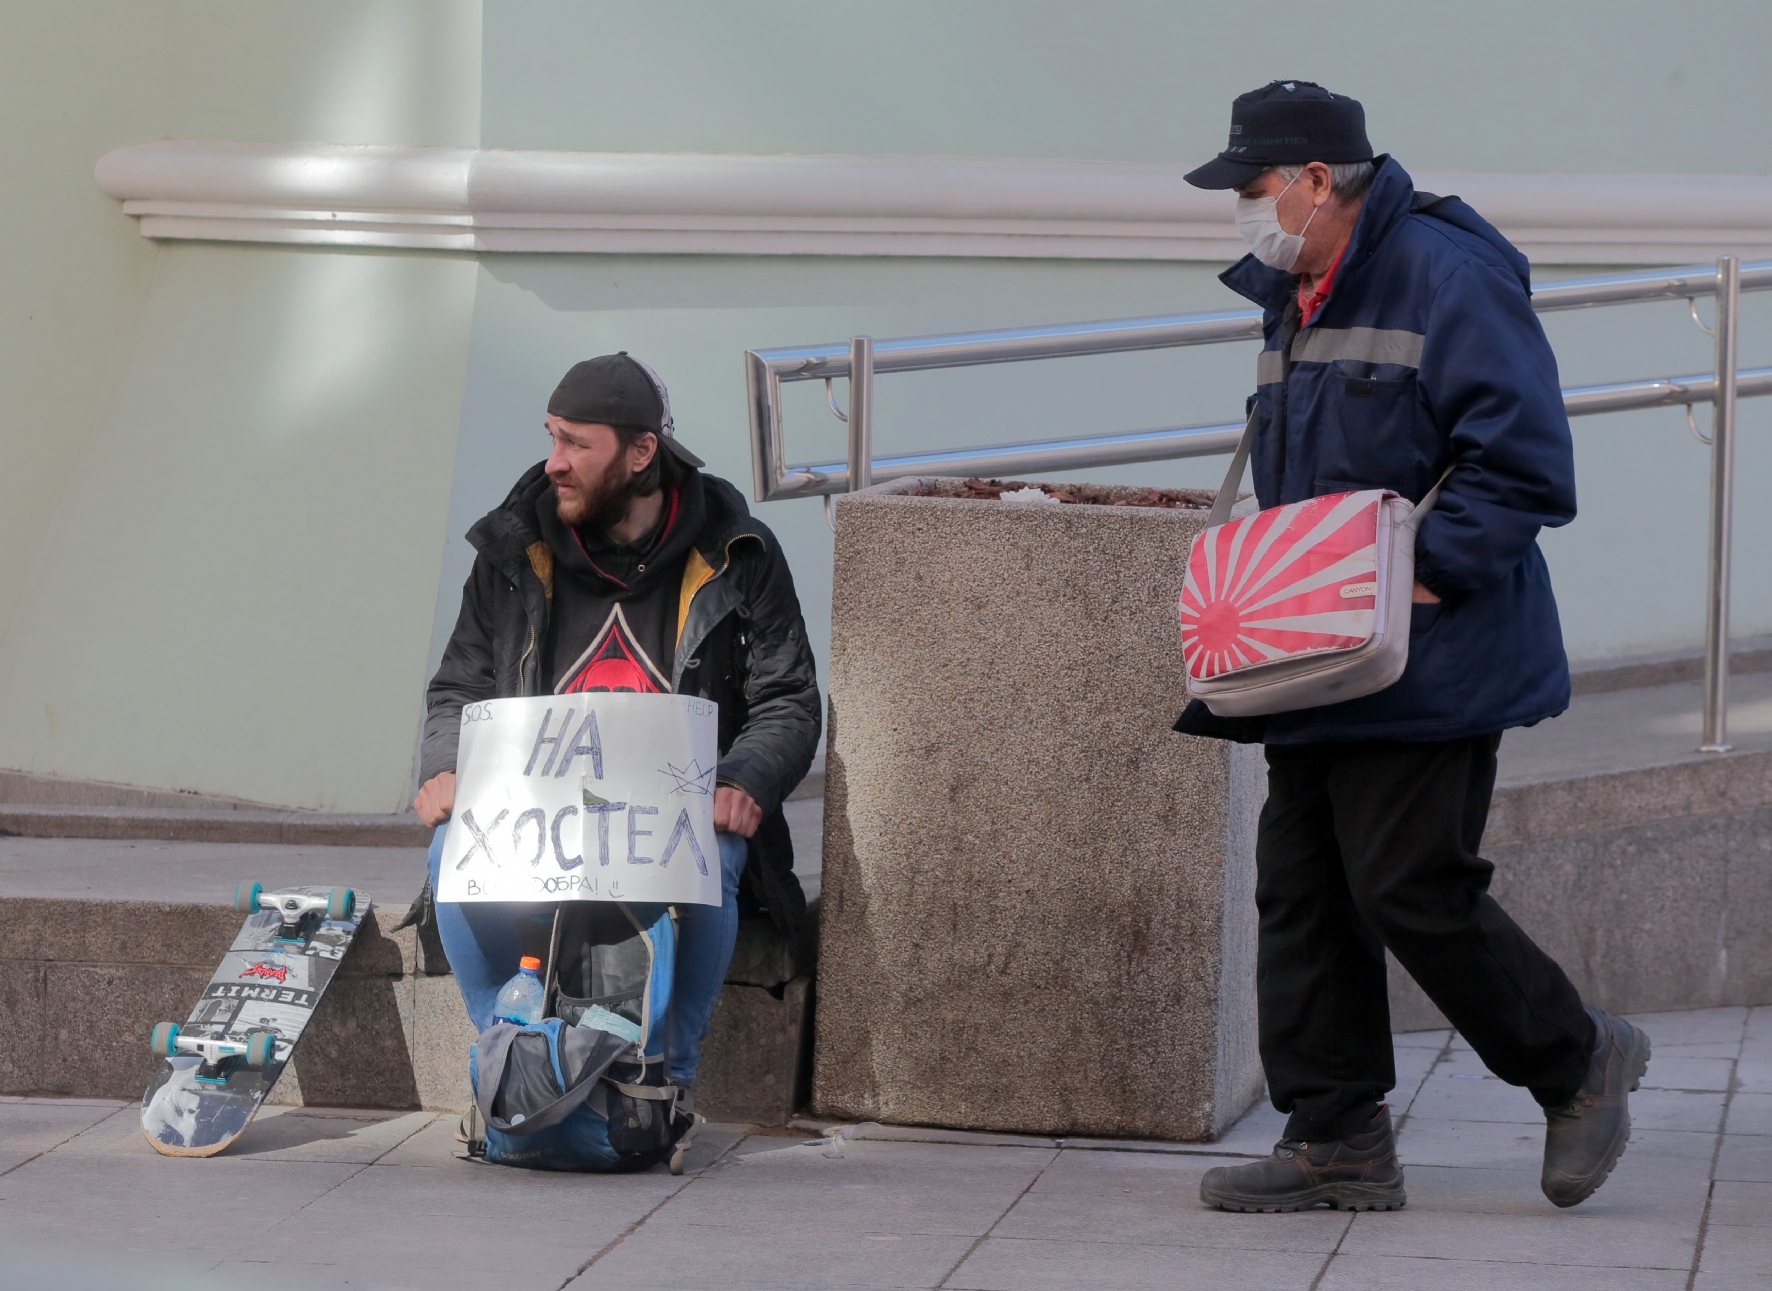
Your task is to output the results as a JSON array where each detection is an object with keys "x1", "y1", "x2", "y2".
[{"x1": 1256, "y1": 734, "x2": 1596, "y2": 1140}]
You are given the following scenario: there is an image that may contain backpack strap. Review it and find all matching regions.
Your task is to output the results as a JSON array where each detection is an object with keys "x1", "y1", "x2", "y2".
[{"x1": 608, "y1": 1081, "x2": 680, "y2": 1102}]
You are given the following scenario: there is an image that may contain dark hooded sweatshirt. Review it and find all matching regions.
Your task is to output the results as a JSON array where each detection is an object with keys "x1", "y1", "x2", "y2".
[{"x1": 537, "y1": 474, "x2": 706, "y2": 696}]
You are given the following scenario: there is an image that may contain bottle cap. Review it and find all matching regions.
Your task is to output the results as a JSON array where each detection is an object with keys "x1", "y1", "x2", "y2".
[{"x1": 519, "y1": 956, "x2": 541, "y2": 971}]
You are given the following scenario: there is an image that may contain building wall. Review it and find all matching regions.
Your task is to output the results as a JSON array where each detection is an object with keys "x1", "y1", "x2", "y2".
[
  {"x1": 0, "y1": 1, "x2": 481, "y2": 809},
  {"x1": 0, "y1": 0, "x2": 1767, "y2": 808},
  {"x1": 453, "y1": 0, "x2": 1772, "y2": 682}
]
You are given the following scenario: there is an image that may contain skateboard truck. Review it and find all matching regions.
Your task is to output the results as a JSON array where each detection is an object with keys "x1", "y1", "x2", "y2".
[
  {"x1": 232, "y1": 882, "x2": 354, "y2": 943},
  {"x1": 149, "y1": 1023, "x2": 276, "y2": 1083}
]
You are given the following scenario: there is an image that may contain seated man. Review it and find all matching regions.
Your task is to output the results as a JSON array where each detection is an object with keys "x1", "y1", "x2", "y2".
[{"x1": 413, "y1": 352, "x2": 821, "y2": 1103}]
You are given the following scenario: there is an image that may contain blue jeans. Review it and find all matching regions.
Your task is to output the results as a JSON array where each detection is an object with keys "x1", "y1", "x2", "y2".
[{"x1": 426, "y1": 825, "x2": 746, "y2": 1087}]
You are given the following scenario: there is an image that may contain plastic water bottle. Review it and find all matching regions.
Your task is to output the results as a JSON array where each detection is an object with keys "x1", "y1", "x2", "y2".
[{"x1": 493, "y1": 956, "x2": 545, "y2": 1025}]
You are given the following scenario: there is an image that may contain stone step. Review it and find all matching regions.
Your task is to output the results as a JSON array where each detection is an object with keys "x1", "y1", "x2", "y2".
[
  {"x1": 0, "y1": 804, "x2": 429, "y2": 847},
  {"x1": 0, "y1": 761, "x2": 824, "y2": 847},
  {"x1": 0, "y1": 886, "x2": 817, "y2": 1125}
]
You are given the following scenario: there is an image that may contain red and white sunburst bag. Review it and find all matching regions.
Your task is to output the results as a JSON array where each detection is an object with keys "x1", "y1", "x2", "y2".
[{"x1": 1179, "y1": 420, "x2": 1451, "y2": 718}]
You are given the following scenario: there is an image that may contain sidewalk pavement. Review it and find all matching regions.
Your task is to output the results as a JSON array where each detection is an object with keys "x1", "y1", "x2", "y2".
[{"x1": 4, "y1": 1006, "x2": 1768, "y2": 1290}]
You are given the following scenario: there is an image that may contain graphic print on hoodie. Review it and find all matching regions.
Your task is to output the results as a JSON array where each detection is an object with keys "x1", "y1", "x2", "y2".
[{"x1": 556, "y1": 604, "x2": 670, "y2": 695}]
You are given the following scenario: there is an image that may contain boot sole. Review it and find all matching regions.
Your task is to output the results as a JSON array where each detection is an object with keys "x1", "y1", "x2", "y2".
[
  {"x1": 1201, "y1": 1180, "x2": 1407, "y2": 1213},
  {"x1": 1545, "y1": 1025, "x2": 1653, "y2": 1209}
]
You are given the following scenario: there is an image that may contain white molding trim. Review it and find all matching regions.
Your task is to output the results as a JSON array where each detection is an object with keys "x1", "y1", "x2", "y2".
[{"x1": 96, "y1": 141, "x2": 1772, "y2": 265}]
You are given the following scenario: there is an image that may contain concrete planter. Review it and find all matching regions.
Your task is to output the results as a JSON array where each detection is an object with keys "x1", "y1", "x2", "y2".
[{"x1": 814, "y1": 478, "x2": 1265, "y2": 1141}]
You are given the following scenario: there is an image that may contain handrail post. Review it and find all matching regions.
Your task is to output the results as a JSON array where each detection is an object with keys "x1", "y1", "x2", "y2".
[
  {"x1": 1700, "y1": 256, "x2": 1740, "y2": 752},
  {"x1": 847, "y1": 336, "x2": 874, "y2": 492}
]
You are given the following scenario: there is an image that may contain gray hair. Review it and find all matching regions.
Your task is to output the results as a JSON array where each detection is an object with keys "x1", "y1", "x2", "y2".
[{"x1": 1273, "y1": 160, "x2": 1376, "y2": 205}]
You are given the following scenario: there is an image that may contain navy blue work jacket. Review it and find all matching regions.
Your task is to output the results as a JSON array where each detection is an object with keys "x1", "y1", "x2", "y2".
[{"x1": 1219, "y1": 157, "x2": 1576, "y2": 744}]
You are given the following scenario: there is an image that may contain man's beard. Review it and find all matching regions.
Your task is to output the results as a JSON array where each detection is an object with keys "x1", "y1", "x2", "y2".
[{"x1": 555, "y1": 455, "x2": 640, "y2": 529}]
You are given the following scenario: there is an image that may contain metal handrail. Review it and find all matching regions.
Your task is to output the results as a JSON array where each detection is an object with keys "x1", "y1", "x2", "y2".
[{"x1": 743, "y1": 256, "x2": 1767, "y2": 750}]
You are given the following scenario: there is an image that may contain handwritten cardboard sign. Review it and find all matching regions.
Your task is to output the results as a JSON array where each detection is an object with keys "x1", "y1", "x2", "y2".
[{"x1": 437, "y1": 694, "x2": 721, "y2": 906}]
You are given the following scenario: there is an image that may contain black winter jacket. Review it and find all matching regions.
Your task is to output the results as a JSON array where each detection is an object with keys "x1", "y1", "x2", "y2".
[{"x1": 421, "y1": 463, "x2": 822, "y2": 929}]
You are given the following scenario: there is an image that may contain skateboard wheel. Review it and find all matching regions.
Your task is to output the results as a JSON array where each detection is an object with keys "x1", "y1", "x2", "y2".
[
  {"x1": 244, "y1": 1032, "x2": 275, "y2": 1068},
  {"x1": 669, "y1": 1146, "x2": 685, "y2": 1176},
  {"x1": 234, "y1": 881, "x2": 262, "y2": 913},
  {"x1": 150, "y1": 1022, "x2": 180, "y2": 1057},
  {"x1": 327, "y1": 887, "x2": 355, "y2": 921}
]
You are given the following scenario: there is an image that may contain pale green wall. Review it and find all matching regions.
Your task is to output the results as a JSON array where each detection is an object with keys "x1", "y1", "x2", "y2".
[
  {"x1": 444, "y1": 0, "x2": 1772, "y2": 700},
  {"x1": 0, "y1": 2, "x2": 166, "y2": 661},
  {"x1": 482, "y1": 0, "x2": 1771, "y2": 171},
  {"x1": 0, "y1": 245, "x2": 478, "y2": 809},
  {"x1": 0, "y1": 1, "x2": 482, "y2": 809},
  {"x1": 3, "y1": 0, "x2": 1768, "y2": 807},
  {"x1": 161, "y1": 0, "x2": 481, "y2": 146}
]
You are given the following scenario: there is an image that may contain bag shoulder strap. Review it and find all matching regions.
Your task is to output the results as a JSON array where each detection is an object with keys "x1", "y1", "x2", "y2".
[
  {"x1": 1207, "y1": 406, "x2": 1458, "y2": 533},
  {"x1": 1402, "y1": 464, "x2": 1457, "y2": 532},
  {"x1": 1205, "y1": 409, "x2": 1260, "y2": 528}
]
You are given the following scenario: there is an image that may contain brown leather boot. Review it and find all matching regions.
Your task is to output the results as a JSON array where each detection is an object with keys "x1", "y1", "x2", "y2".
[
  {"x1": 1200, "y1": 1105, "x2": 1406, "y2": 1212},
  {"x1": 1542, "y1": 1007, "x2": 1651, "y2": 1208}
]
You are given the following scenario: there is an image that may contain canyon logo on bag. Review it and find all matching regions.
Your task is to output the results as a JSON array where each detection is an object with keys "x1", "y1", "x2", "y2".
[{"x1": 1178, "y1": 413, "x2": 1451, "y2": 718}]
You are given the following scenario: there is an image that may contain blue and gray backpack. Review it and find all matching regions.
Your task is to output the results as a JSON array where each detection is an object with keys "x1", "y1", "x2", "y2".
[{"x1": 466, "y1": 903, "x2": 695, "y2": 1173}]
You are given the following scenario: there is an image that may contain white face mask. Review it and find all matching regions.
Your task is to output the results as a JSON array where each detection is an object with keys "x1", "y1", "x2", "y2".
[{"x1": 1235, "y1": 172, "x2": 1319, "y2": 272}]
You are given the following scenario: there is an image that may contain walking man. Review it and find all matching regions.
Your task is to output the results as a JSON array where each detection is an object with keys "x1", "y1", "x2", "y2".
[
  {"x1": 413, "y1": 353, "x2": 821, "y2": 1104},
  {"x1": 1177, "y1": 82, "x2": 1650, "y2": 1211}
]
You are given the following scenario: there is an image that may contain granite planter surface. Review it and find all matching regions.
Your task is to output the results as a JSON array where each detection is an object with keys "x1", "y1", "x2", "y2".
[{"x1": 814, "y1": 477, "x2": 1266, "y2": 1141}]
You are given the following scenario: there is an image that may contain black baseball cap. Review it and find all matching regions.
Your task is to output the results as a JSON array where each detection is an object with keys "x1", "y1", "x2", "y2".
[
  {"x1": 1185, "y1": 80, "x2": 1373, "y2": 190},
  {"x1": 547, "y1": 352, "x2": 705, "y2": 469}
]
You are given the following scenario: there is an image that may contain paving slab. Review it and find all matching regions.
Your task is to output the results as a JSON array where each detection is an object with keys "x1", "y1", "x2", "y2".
[
  {"x1": 996, "y1": 1150, "x2": 1346, "y2": 1253},
  {"x1": 0, "y1": 1098, "x2": 126, "y2": 1172},
  {"x1": 209, "y1": 1107, "x2": 439, "y2": 1163},
  {"x1": 945, "y1": 1237, "x2": 1330, "y2": 1291},
  {"x1": 1695, "y1": 1222, "x2": 1772, "y2": 1282},
  {"x1": 575, "y1": 1216, "x2": 978, "y2": 1289},
  {"x1": 1716, "y1": 1134, "x2": 1772, "y2": 1183},
  {"x1": 7, "y1": 1245, "x2": 249, "y2": 1291},
  {"x1": 1339, "y1": 1204, "x2": 1699, "y2": 1271},
  {"x1": 1707, "y1": 1179, "x2": 1772, "y2": 1227},
  {"x1": 1407, "y1": 1051, "x2": 1548, "y2": 1123},
  {"x1": 2, "y1": 1012, "x2": 1767, "y2": 1290},
  {"x1": 1204, "y1": 1099, "x2": 1289, "y2": 1158},
  {"x1": 0, "y1": 1151, "x2": 365, "y2": 1267},
  {"x1": 1737, "y1": 1010, "x2": 1772, "y2": 1093},
  {"x1": 1726, "y1": 1095, "x2": 1772, "y2": 1136},
  {"x1": 675, "y1": 1137, "x2": 1056, "y2": 1236},
  {"x1": 988, "y1": 1186, "x2": 1344, "y2": 1255},
  {"x1": 1692, "y1": 1273, "x2": 1772, "y2": 1291},
  {"x1": 1319, "y1": 1254, "x2": 1690, "y2": 1289},
  {"x1": 1396, "y1": 1115, "x2": 1549, "y2": 1170},
  {"x1": 1643, "y1": 1055, "x2": 1740, "y2": 1093},
  {"x1": 1393, "y1": 1028, "x2": 1454, "y2": 1048},
  {"x1": 1497, "y1": 672, "x2": 1772, "y2": 785}
]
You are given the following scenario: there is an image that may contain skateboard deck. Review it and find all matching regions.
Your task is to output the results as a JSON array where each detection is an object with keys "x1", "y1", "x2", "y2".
[{"x1": 141, "y1": 884, "x2": 369, "y2": 1157}]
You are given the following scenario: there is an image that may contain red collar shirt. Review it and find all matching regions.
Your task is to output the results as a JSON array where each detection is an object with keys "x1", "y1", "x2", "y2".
[{"x1": 1297, "y1": 238, "x2": 1350, "y2": 326}]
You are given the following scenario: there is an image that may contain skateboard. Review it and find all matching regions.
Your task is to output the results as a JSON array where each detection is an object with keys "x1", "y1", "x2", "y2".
[{"x1": 141, "y1": 883, "x2": 369, "y2": 1157}]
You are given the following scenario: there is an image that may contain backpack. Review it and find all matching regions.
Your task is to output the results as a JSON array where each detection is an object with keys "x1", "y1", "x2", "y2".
[{"x1": 465, "y1": 903, "x2": 696, "y2": 1173}]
